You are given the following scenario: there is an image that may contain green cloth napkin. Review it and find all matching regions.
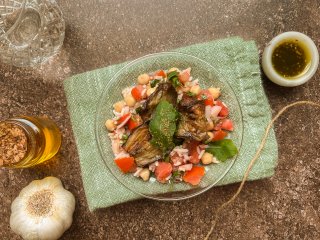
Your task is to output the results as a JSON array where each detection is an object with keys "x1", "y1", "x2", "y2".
[{"x1": 64, "y1": 37, "x2": 278, "y2": 211}]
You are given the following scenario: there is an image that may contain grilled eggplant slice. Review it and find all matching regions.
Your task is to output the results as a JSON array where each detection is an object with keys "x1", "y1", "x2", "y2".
[
  {"x1": 176, "y1": 114, "x2": 208, "y2": 141},
  {"x1": 123, "y1": 125, "x2": 162, "y2": 166},
  {"x1": 176, "y1": 94, "x2": 209, "y2": 142},
  {"x1": 140, "y1": 82, "x2": 177, "y2": 121}
]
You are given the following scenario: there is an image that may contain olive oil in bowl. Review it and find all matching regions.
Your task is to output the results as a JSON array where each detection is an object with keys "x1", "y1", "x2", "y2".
[
  {"x1": 262, "y1": 31, "x2": 319, "y2": 87},
  {"x1": 271, "y1": 39, "x2": 311, "y2": 79}
]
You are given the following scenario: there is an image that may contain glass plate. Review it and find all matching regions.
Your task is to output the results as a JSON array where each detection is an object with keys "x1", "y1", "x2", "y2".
[{"x1": 95, "y1": 52, "x2": 243, "y2": 200}]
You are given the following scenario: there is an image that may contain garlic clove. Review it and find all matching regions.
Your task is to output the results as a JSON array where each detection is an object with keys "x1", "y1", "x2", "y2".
[
  {"x1": 37, "y1": 217, "x2": 66, "y2": 240},
  {"x1": 37, "y1": 176, "x2": 63, "y2": 189},
  {"x1": 52, "y1": 189, "x2": 75, "y2": 229},
  {"x1": 18, "y1": 182, "x2": 39, "y2": 199},
  {"x1": 10, "y1": 209, "x2": 39, "y2": 240},
  {"x1": 18, "y1": 177, "x2": 62, "y2": 199}
]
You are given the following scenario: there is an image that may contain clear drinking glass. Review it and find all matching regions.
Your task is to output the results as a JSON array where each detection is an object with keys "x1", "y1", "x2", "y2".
[{"x1": 0, "y1": 0, "x2": 65, "y2": 67}]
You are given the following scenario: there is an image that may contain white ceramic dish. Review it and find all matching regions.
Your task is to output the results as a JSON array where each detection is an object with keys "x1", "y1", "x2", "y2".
[{"x1": 262, "y1": 31, "x2": 319, "y2": 87}]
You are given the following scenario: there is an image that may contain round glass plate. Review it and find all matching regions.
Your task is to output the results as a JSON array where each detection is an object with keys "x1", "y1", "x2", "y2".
[{"x1": 95, "y1": 52, "x2": 243, "y2": 200}]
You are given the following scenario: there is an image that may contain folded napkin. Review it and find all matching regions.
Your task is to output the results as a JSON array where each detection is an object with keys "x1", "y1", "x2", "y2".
[{"x1": 64, "y1": 37, "x2": 278, "y2": 211}]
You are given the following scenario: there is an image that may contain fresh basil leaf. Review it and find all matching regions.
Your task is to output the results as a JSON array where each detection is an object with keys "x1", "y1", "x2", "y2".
[
  {"x1": 150, "y1": 79, "x2": 160, "y2": 88},
  {"x1": 201, "y1": 94, "x2": 207, "y2": 100},
  {"x1": 167, "y1": 71, "x2": 181, "y2": 88},
  {"x1": 164, "y1": 155, "x2": 170, "y2": 162},
  {"x1": 149, "y1": 100, "x2": 179, "y2": 151},
  {"x1": 187, "y1": 91, "x2": 196, "y2": 97},
  {"x1": 171, "y1": 77, "x2": 181, "y2": 87},
  {"x1": 172, "y1": 171, "x2": 181, "y2": 177},
  {"x1": 205, "y1": 139, "x2": 238, "y2": 162},
  {"x1": 167, "y1": 70, "x2": 179, "y2": 80},
  {"x1": 121, "y1": 134, "x2": 128, "y2": 140}
]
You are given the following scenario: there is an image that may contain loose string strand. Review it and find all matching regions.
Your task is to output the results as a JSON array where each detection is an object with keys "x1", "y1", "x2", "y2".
[{"x1": 204, "y1": 101, "x2": 320, "y2": 240}]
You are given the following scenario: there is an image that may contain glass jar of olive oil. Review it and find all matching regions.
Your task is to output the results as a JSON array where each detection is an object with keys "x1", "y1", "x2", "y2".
[{"x1": 0, "y1": 116, "x2": 61, "y2": 168}]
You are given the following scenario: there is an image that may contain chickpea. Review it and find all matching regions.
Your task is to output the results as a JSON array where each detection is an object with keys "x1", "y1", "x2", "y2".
[
  {"x1": 105, "y1": 119, "x2": 116, "y2": 131},
  {"x1": 147, "y1": 87, "x2": 156, "y2": 96},
  {"x1": 138, "y1": 73, "x2": 150, "y2": 85},
  {"x1": 201, "y1": 152, "x2": 214, "y2": 165},
  {"x1": 208, "y1": 87, "x2": 221, "y2": 99},
  {"x1": 139, "y1": 168, "x2": 150, "y2": 181},
  {"x1": 124, "y1": 94, "x2": 136, "y2": 107},
  {"x1": 113, "y1": 100, "x2": 126, "y2": 113},
  {"x1": 207, "y1": 132, "x2": 214, "y2": 141},
  {"x1": 168, "y1": 67, "x2": 180, "y2": 73},
  {"x1": 207, "y1": 121, "x2": 214, "y2": 131},
  {"x1": 190, "y1": 85, "x2": 201, "y2": 95}
]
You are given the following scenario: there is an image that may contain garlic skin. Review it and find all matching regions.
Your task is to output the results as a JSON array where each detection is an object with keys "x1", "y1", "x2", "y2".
[{"x1": 10, "y1": 177, "x2": 76, "y2": 240}]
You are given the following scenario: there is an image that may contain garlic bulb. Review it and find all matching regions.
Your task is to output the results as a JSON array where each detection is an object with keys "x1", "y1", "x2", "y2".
[{"x1": 10, "y1": 176, "x2": 75, "y2": 240}]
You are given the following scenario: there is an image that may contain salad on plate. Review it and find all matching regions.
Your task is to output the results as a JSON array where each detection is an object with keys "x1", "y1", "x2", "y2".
[{"x1": 105, "y1": 67, "x2": 238, "y2": 185}]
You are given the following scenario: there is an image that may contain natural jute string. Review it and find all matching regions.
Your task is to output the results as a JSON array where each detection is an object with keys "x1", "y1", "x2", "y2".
[{"x1": 204, "y1": 101, "x2": 320, "y2": 240}]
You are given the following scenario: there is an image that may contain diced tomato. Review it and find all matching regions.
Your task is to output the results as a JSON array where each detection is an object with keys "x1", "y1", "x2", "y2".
[
  {"x1": 221, "y1": 119, "x2": 234, "y2": 131},
  {"x1": 114, "y1": 157, "x2": 136, "y2": 173},
  {"x1": 131, "y1": 85, "x2": 146, "y2": 101},
  {"x1": 183, "y1": 166, "x2": 205, "y2": 186},
  {"x1": 127, "y1": 114, "x2": 142, "y2": 131},
  {"x1": 117, "y1": 113, "x2": 131, "y2": 125},
  {"x1": 204, "y1": 98, "x2": 214, "y2": 106},
  {"x1": 212, "y1": 130, "x2": 228, "y2": 141},
  {"x1": 155, "y1": 162, "x2": 173, "y2": 183},
  {"x1": 215, "y1": 100, "x2": 229, "y2": 117},
  {"x1": 186, "y1": 140, "x2": 200, "y2": 164},
  {"x1": 213, "y1": 121, "x2": 222, "y2": 131},
  {"x1": 155, "y1": 70, "x2": 166, "y2": 78},
  {"x1": 198, "y1": 90, "x2": 214, "y2": 106},
  {"x1": 178, "y1": 70, "x2": 190, "y2": 84}
]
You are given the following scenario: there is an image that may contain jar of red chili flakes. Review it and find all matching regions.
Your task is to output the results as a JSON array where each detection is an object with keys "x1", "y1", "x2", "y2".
[{"x1": 0, "y1": 116, "x2": 61, "y2": 168}]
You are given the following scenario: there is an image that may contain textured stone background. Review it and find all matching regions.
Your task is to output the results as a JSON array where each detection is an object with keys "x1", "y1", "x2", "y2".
[{"x1": 0, "y1": 0, "x2": 319, "y2": 239}]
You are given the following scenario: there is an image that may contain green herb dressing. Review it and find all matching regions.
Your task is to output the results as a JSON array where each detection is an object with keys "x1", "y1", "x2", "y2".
[{"x1": 271, "y1": 39, "x2": 311, "y2": 79}]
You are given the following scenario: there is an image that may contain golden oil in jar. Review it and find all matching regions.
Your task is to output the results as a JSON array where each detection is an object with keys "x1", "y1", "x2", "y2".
[{"x1": 0, "y1": 116, "x2": 61, "y2": 168}]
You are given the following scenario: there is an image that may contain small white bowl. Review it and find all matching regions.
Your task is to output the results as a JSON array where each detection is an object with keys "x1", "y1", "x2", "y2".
[{"x1": 262, "y1": 31, "x2": 319, "y2": 87}]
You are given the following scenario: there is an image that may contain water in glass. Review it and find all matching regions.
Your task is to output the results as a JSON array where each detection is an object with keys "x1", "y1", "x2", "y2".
[{"x1": 0, "y1": 0, "x2": 65, "y2": 67}]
